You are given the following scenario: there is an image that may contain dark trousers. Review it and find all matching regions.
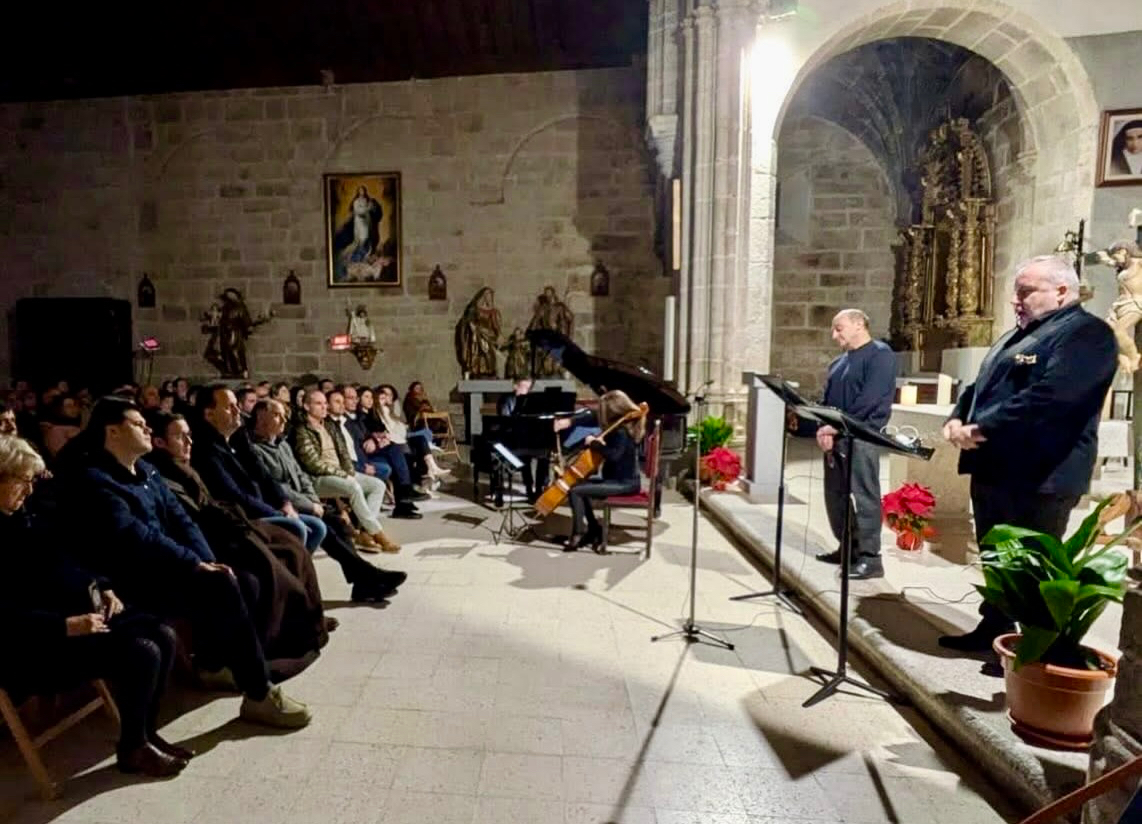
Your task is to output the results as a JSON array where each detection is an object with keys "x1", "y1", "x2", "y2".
[
  {"x1": 971, "y1": 479, "x2": 1080, "y2": 629},
  {"x1": 568, "y1": 479, "x2": 640, "y2": 535},
  {"x1": 823, "y1": 440, "x2": 883, "y2": 559},
  {"x1": 8, "y1": 611, "x2": 176, "y2": 753},
  {"x1": 320, "y1": 510, "x2": 386, "y2": 585},
  {"x1": 139, "y1": 569, "x2": 270, "y2": 700}
]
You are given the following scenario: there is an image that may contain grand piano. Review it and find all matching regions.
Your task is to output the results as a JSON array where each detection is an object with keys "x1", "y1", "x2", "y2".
[{"x1": 471, "y1": 330, "x2": 691, "y2": 508}]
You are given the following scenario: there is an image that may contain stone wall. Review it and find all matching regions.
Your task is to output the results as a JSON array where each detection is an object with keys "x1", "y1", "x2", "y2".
[
  {"x1": 771, "y1": 116, "x2": 896, "y2": 395},
  {"x1": 0, "y1": 67, "x2": 666, "y2": 400}
]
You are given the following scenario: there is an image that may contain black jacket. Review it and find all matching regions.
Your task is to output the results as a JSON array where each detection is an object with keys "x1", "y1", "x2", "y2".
[
  {"x1": 191, "y1": 424, "x2": 287, "y2": 520},
  {"x1": 951, "y1": 303, "x2": 1116, "y2": 495},
  {"x1": 594, "y1": 426, "x2": 640, "y2": 487}
]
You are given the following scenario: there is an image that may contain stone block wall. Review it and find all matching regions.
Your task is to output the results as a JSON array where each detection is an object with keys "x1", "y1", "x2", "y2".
[
  {"x1": 771, "y1": 116, "x2": 896, "y2": 395},
  {"x1": 0, "y1": 67, "x2": 667, "y2": 401}
]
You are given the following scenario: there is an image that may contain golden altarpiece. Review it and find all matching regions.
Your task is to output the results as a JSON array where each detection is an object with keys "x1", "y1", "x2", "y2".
[{"x1": 891, "y1": 118, "x2": 996, "y2": 371}]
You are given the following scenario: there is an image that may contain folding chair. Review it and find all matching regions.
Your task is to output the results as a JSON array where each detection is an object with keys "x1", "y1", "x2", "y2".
[
  {"x1": 418, "y1": 410, "x2": 461, "y2": 461},
  {"x1": 601, "y1": 420, "x2": 661, "y2": 558},
  {"x1": 0, "y1": 681, "x2": 120, "y2": 800}
]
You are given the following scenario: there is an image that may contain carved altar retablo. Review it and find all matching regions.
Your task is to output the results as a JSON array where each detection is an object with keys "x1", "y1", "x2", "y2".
[{"x1": 891, "y1": 118, "x2": 996, "y2": 370}]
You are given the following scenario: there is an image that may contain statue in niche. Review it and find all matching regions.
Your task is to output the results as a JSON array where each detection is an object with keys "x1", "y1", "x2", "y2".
[
  {"x1": 527, "y1": 286, "x2": 574, "y2": 377},
  {"x1": 454, "y1": 287, "x2": 501, "y2": 378},
  {"x1": 590, "y1": 263, "x2": 610, "y2": 297},
  {"x1": 1097, "y1": 241, "x2": 1142, "y2": 373},
  {"x1": 201, "y1": 288, "x2": 271, "y2": 379},
  {"x1": 137, "y1": 273, "x2": 156, "y2": 308},
  {"x1": 500, "y1": 327, "x2": 530, "y2": 380},
  {"x1": 428, "y1": 265, "x2": 448, "y2": 301},
  {"x1": 283, "y1": 271, "x2": 301, "y2": 305},
  {"x1": 347, "y1": 304, "x2": 379, "y2": 370}
]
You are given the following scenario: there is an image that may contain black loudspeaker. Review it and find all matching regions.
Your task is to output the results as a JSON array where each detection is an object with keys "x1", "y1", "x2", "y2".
[{"x1": 10, "y1": 297, "x2": 134, "y2": 394}]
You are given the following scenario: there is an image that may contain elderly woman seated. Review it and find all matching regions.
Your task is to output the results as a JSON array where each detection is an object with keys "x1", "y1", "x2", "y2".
[{"x1": 0, "y1": 435, "x2": 190, "y2": 778}]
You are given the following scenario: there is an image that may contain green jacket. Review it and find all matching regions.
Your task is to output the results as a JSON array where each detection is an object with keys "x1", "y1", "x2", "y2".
[{"x1": 290, "y1": 418, "x2": 353, "y2": 478}]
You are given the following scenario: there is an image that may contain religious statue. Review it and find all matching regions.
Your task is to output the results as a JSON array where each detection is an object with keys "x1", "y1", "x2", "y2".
[
  {"x1": 346, "y1": 304, "x2": 380, "y2": 369},
  {"x1": 1097, "y1": 241, "x2": 1142, "y2": 373},
  {"x1": 201, "y1": 288, "x2": 271, "y2": 379},
  {"x1": 454, "y1": 287, "x2": 502, "y2": 378},
  {"x1": 500, "y1": 327, "x2": 530, "y2": 380},
  {"x1": 526, "y1": 286, "x2": 574, "y2": 377}
]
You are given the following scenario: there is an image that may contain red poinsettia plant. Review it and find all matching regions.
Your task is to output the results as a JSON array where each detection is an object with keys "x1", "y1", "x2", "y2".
[
  {"x1": 700, "y1": 446, "x2": 742, "y2": 491},
  {"x1": 881, "y1": 482, "x2": 936, "y2": 550}
]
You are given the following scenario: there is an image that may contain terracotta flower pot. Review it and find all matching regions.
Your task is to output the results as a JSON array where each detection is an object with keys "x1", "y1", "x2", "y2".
[
  {"x1": 894, "y1": 530, "x2": 924, "y2": 551},
  {"x1": 992, "y1": 632, "x2": 1117, "y2": 749}
]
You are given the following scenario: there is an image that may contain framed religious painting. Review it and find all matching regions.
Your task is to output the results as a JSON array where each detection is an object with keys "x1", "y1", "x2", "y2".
[
  {"x1": 324, "y1": 171, "x2": 403, "y2": 286},
  {"x1": 1096, "y1": 109, "x2": 1142, "y2": 187}
]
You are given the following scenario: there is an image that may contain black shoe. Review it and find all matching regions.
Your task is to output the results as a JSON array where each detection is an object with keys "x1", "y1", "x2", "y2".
[
  {"x1": 847, "y1": 557, "x2": 884, "y2": 579},
  {"x1": 583, "y1": 526, "x2": 604, "y2": 553},
  {"x1": 563, "y1": 534, "x2": 584, "y2": 552},
  {"x1": 816, "y1": 549, "x2": 843, "y2": 565},
  {"x1": 352, "y1": 570, "x2": 408, "y2": 602},
  {"x1": 149, "y1": 734, "x2": 195, "y2": 761},
  {"x1": 938, "y1": 623, "x2": 1013, "y2": 652},
  {"x1": 409, "y1": 490, "x2": 431, "y2": 502},
  {"x1": 117, "y1": 743, "x2": 187, "y2": 777},
  {"x1": 391, "y1": 504, "x2": 423, "y2": 520}
]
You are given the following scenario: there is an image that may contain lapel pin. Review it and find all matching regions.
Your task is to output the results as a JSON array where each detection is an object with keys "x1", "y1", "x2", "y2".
[{"x1": 1014, "y1": 353, "x2": 1037, "y2": 365}]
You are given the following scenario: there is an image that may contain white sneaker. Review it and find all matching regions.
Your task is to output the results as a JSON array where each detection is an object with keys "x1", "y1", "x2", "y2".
[
  {"x1": 240, "y1": 685, "x2": 312, "y2": 729},
  {"x1": 429, "y1": 443, "x2": 444, "y2": 454}
]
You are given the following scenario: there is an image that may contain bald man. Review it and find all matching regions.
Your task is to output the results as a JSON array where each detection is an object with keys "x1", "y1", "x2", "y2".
[{"x1": 812, "y1": 309, "x2": 898, "y2": 579}]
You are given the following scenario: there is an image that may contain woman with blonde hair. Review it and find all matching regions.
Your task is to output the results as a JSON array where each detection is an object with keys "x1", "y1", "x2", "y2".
[
  {"x1": 563, "y1": 390, "x2": 646, "y2": 553},
  {"x1": 0, "y1": 435, "x2": 191, "y2": 777}
]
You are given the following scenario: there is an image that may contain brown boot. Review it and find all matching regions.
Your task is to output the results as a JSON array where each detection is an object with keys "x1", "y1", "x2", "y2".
[
  {"x1": 354, "y1": 530, "x2": 382, "y2": 553},
  {"x1": 372, "y1": 531, "x2": 402, "y2": 553}
]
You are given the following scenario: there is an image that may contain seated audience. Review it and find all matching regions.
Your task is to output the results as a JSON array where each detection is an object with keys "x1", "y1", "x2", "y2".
[
  {"x1": 291, "y1": 390, "x2": 400, "y2": 553},
  {"x1": 249, "y1": 399, "x2": 407, "y2": 602},
  {"x1": 0, "y1": 402, "x2": 18, "y2": 436},
  {"x1": 191, "y1": 385, "x2": 327, "y2": 553},
  {"x1": 371, "y1": 384, "x2": 452, "y2": 489},
  {"x1": 328, "y1": 387, "x2": 423, "y2": 520},
  {"x1": 64, "y1": 397, "x2": 311, "y2": 728},
  {"x1": 146, "y1": 411, "x2": 329, "y2": 678},
  {"x1": 0, "y1": 435, "x2": 190, "y2": 777}
]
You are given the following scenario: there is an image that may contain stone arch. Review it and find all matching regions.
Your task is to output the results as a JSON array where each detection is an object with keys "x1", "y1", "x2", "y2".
[
  {"x1": 767, "y1": 0, "x2": 1100, "y2": 331},
  {"x1": 470, "y1": 113, "x2": 643, "y2": 206}
]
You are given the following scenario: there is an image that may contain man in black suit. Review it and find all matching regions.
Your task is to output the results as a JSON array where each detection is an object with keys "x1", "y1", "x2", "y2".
[
  {"x1": 939, "y1": 255, "x2": 1117, "y2": 651},
  {"x1": 497, "y1": 377, "x2": 551, "y2": 503}
]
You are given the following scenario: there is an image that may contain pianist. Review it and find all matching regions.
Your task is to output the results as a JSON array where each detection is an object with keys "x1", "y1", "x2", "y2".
[
  {"x1": 497, "y1": 378, "x2": 549, "y2": 504},
  {"x1": 563, "y1": 390, "x2": 644, "y2": 553}
]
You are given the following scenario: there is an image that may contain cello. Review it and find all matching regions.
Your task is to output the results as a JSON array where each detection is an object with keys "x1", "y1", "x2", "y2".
[{"x1": 533, "y1": 401, "x2": 649, "y2": 517}]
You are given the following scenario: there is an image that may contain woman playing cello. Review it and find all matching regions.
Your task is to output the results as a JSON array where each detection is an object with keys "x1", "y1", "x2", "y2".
[{"x1": 563, "y1": 390, "x2": 646, "y2": 553}]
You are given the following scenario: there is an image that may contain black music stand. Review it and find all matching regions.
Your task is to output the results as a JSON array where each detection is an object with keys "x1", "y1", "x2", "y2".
[
  {"x1": 797, "y1": 404, "x2": 933, "y2": 708},
  {"x1": 730, "y1": 375, "x2": 810, "y2": 613},
  {"x1": 488, "y1": 443, "x2": 533, "y2": 544}
]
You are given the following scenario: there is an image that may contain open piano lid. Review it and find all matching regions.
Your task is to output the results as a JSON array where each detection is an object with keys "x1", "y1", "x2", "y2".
[{"x1": 527, "y1": 329, "x2": 691, "y2": 415}]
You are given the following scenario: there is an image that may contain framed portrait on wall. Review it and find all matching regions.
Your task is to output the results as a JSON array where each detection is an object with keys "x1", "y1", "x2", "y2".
[
  {"x1": 1096, "y1": 109, "x2": 1142, "y2": 187},
  {"x1": 324, "y1": 171, "x2": 402, "y2": 286}
]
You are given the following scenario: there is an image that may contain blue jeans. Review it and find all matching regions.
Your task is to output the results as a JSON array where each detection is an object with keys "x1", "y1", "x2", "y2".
[{"x1": 259, "y1": 513, "x2": 327, "y2": 553}]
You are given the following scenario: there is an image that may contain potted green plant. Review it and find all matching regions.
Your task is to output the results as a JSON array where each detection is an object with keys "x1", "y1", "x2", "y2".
[{"x1": 978, "y1": 493, "x2": 1137, "y2": 748}]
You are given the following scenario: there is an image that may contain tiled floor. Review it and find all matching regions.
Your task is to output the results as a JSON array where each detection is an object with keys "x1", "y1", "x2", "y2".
[{"x1": 0, "y1": 491, "x2": 1019, "y2": 823}]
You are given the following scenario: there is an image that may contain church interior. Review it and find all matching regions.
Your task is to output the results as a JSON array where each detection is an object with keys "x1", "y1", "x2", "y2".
[{"x1": 1, "y1": 1, "x2": 1141, "y2": 822}]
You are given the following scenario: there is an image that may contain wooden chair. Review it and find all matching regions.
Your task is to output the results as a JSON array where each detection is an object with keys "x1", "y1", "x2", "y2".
[
  {"x1": 600, "y1": 420, "x2": 661, "y2": 558},
  {"x1": 418, "y1": 410, "x2": 460, "y2": 461},
  {"x1": 0, "y1": 681, "x2": 120, "y2": 800}
]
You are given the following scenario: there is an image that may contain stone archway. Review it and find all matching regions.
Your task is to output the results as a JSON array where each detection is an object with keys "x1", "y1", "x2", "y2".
[{"x1": 752, "y1": 0, "x2": 1100, "y2": 364}]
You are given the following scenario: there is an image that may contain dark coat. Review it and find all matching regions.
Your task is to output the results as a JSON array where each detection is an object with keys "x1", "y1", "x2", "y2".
[
  {"x1": 72, "y1": 451, "x2": 214, "y2": 598},
  {"x1": 190, "y1": 424, "x2": 286, "y2": 521},
  {"x1": 951, "y1": 303, "x2": 1117, "y2": 495},
  {"x1": 0, "y1": 509, "x2": 168, "y2": 700},
  {"x1": 148, "y1": 451, "x2": 326, "y2": 670}
]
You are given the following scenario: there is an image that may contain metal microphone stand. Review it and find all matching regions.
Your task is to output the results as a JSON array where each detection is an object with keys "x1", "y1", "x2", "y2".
[{"x1": 651, "y1": 387, "x2": 734, "y2": 650}]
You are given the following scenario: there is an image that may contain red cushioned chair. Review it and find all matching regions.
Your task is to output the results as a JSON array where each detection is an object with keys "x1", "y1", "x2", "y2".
[{"x1": 600, "y1": 420, "x2": 661, "y2": 558}]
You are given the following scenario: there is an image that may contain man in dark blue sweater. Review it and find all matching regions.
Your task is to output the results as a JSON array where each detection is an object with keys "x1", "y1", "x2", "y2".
[{"x1": 814, "y1": 309, "x2": 897, "y2": 579}]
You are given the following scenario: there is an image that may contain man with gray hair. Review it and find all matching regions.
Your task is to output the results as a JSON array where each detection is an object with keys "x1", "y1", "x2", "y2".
[
  {"x1": 812, "y1": 308, "x2": 898, "y2": 579},
  {"x1": 939, "y1": 254, "x2": 1117, "y2": 652}
]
